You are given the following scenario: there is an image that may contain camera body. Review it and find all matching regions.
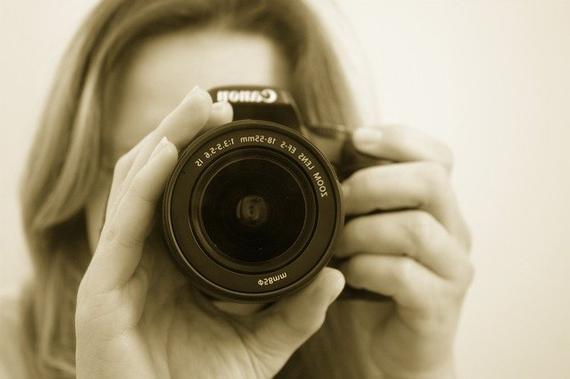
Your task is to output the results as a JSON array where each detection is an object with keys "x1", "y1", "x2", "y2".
[{"x1": 162, "y1": 86, "x2": 387, "y2": 302}]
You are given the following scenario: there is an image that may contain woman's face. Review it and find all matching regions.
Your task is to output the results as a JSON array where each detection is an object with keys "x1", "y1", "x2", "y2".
[{"x1": 86, "y1": 27, "x2": 290, "y2": 250}]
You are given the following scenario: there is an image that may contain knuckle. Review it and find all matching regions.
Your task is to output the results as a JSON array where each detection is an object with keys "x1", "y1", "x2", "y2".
[
  {"x1": 100, "y1": 219, "x2": 144, "y2": 251},
  {"x1": 419, "y1": 162, "x2": 449, "y2": 189},
  {"x1": 444, "y1": 283, "x2": 468, "y2": 304},
  {"x1": 460, "y1": 260, "x2": 476, "y2": 288},
  {"x1": 461, "y1": 224, "x2": 473, "y2": 252},
  {"x1": 404, "y1": 212, "x2": 435, "y2": 254},
  {"x1": 107, "y1": 220, "x2": 146, "y2": 250},
  {"x1": 438, "y1": 143, "x2": 455, "y2": 172},
  {"x1": 445, "y1": 261, "x2": 475, "y2": 300},
  {"x1": 113, "y1": 234, "x2": 145, "y2": 251},
  {"x1": 394, "y1": 259, "x2": 415, "y2": 290},
  {"x1": 100, "y1": 222, "x2": 118, "y2": 245},
  {"x1": 414, "y1": 163, "x2": 449, "y2": 208},
  {"x1": 418, "y1": 299, "x2": 454, "y2": 332},
  {"x1": 421, "y1": 281, "x2": 445, "y2": 313},
  {"x1": 128, "y1": 175, "x2": 155, "y2": 205}
]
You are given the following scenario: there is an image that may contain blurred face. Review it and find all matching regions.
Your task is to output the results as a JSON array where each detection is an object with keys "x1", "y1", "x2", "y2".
[{"x1": 85, "y1": 27, "x2": 290, "y2": 250}]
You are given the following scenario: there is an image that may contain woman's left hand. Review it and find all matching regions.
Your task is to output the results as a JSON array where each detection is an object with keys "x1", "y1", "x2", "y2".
[{"x1": 336, "y1": 126, "x2": 474, "y2": 379}]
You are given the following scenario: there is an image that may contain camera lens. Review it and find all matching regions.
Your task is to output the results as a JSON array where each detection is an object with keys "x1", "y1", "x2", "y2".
[
  {"x1": 162, "y1": 120, "x2": 343, "y2": 302},
  {"x1": 199, "y1": 155, "x2": 307, "y2": 263}
]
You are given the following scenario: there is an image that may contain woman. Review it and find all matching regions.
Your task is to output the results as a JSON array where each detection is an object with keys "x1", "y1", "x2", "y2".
[{"x1": 2, "y1": 0, "x2": 473, "y2": 377}]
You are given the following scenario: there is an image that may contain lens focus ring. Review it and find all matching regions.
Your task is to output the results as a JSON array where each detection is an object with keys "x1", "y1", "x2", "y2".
[{"x1": 162, "y1": 120, "x2": 343, "y2": 302}]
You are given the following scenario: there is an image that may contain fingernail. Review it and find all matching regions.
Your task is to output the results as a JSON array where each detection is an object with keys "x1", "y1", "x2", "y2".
[
  {"x1": 353, "y1": 128, "x2": 383, "y2": 152},
  {"x1": 183, "y1": 85, "x2": 206, "y2": 102},
  {"x1": 150, "y1": 136, "x2": 171, "y2": 160}
]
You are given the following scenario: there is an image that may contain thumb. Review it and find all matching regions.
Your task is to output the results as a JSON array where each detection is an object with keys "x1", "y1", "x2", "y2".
[{"x1": 249, "y1": 268, "x2": 345, "y2": 373}]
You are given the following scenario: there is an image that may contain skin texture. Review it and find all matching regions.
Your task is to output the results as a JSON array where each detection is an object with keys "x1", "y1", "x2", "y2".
[
  {"x1": 77, "y1": 28, "x2": 473, "y2": 378},
  {"x1": 335, "y1": 126, "x2": 472, "y2": 378},
  {"x1": 78, "y1": 87, "x2": 345, "y2": 378}
]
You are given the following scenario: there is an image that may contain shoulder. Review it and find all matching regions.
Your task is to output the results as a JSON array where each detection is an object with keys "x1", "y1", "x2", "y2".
[{"x1": 0, "y1": 285, "x2": 32, "y2": 378}]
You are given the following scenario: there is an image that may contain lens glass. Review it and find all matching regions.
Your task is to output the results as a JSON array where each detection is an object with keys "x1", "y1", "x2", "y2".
[{"x1": 200, "y1": 157, "x2": 306, "y2": 263}]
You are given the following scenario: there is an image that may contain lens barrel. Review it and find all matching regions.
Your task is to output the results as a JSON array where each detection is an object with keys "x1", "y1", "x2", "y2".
[{"x1": 162, "y1": 120, "x2": 343, "y2": 302}]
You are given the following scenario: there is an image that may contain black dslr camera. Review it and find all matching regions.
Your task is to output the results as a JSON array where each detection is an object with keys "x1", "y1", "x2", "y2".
[{"x1": 162, "y1": 86, "x2": 387, "y2": 302}]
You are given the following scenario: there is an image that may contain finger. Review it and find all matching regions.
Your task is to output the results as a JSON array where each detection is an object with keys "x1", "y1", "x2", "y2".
[
  {"x1": 109, "y1": 86, "x2": 211, "y2": 222},
  {"x1": 150, "y1": 85, "x2": 213, "y2": 149},
  {"x1": 108, "y1": 94, "x2": 227, "y2": 224},
  {"x1": 342, "y1": 161, "x2": 470, "y2": 244},
  {"x1": 118, "y1": 86, "x2": 212, "y2": 197},
  {"x1": 204, "y1": 100, "x2": 233, "y2": 130},
  {"x1": 250, "y1": 268, "x2": 344, "y2": 373},
  {"x1": 336, "y1": 211, "x2": 472, "y2": 280},
  {"x1": 339, "y1": 255, "x2": 444, "y2": 310},
  {"x1": 110, "y1": 97, "x2": 228, "y2": 215},
  {"x1": 88, "y1": 138, "x2": 178, "y2": 292},
  {"x1": 106, "y1": 148, "x2": 137, "y2": 217},
  {"x1": 352, "y1": 126, "x2": 453, "y2": 172},
  {"x1": 121, "y1": 245, "x2": 156, "y2": 321}
]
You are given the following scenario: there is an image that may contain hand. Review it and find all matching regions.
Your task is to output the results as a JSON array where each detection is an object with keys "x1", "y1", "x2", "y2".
[
  {"x1": 335, "y1": 126, "x2": 473, "y2": 379},
  {"x1": 75, "y1": 87, "x2": 345, "y2": 379}
]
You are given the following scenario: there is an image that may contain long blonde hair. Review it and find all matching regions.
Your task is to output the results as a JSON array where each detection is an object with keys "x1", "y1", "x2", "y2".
[{"x1": 20, "y1": 0, "x2": 366, "y2": 377}]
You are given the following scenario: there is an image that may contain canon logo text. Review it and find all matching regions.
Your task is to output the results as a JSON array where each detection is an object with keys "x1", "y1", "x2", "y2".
[{"x1": 217, "y1": 89, "x2": 278, "y2": 104}]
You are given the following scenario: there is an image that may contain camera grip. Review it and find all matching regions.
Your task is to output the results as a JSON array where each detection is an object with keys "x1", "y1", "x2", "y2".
[{"x1": 331, "y1": 135, "x2": 392, "y2": 302}]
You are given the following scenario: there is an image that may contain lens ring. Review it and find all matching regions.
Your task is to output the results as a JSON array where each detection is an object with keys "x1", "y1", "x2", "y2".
[
  {"x1": 162, "y1": 120, "x2": 343, "y2": 302},
  {"x1": 190, "y1": 148, "x2": 318, "y2": 273}
]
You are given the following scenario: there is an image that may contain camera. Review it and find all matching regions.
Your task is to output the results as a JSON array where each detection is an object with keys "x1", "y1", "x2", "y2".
[{"x1": 162, "y1": 86, "x2": 387, "y2": 302}]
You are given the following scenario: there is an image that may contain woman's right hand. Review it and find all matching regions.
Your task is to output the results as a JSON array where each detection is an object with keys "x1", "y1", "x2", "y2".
[{"x1": 75, "y1": 87, "x2": 344, "y2": 379}]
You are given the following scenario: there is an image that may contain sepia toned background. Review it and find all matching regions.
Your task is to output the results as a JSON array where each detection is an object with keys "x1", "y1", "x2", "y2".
[{"x1": 1, "y1": 1, "x2": 569, "y2": 378}]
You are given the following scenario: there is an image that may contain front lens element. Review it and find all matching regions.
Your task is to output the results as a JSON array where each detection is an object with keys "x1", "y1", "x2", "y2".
[
  {"x1": 163, "y1": 120, "x2": 343, "y2": 301},
  {"x1": 235, "y1": 195, "x2": 269, "y2": 228},
  {"x1": 200, "y1": 157, "x2": 306, "y2": 263}
]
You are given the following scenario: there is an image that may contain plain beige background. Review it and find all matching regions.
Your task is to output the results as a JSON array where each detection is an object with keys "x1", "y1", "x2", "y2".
[{"x1": 1, "y1": 0, "x2": 569, "y2": 378}]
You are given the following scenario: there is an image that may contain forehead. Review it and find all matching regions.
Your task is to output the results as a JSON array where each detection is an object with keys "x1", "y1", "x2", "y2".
[{"x1": 106, "y1": 27, "x2": 290, "y2": 159}]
